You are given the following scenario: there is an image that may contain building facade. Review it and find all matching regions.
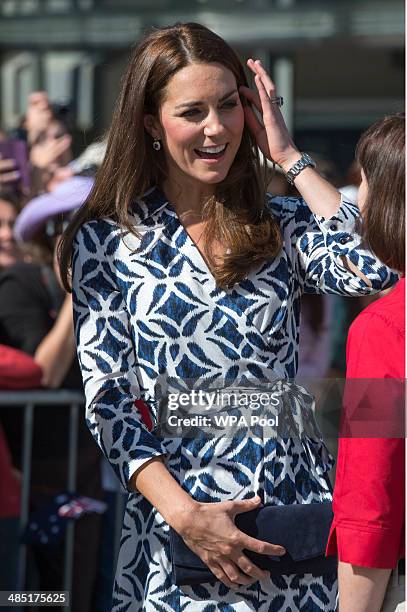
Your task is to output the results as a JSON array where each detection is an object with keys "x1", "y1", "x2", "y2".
[{"x1": 0, "y1": 0, "x2": 404, "y2": 172}]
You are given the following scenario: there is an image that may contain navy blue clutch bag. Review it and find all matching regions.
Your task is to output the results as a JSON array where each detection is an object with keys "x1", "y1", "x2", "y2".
[{"x1": 169, "y1": 501, "x2": 337, "y2": 586}]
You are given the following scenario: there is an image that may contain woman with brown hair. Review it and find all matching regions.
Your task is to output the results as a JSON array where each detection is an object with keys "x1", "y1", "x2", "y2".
[
  {"x1": 59, "y1": 23, "x2": 396, "y2": 611},
  {"x1": 327, "y1": 113, "x2": 405, "y2": 612}
]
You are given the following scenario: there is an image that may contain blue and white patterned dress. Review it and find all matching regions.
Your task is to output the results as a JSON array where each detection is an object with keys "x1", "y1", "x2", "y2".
[{"x1": 72, "y1": 187, "x2": 394, "y2": 611}]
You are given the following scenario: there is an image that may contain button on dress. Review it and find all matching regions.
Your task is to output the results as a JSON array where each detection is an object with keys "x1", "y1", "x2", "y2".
[{"x1": 72, "y1": 187, "x2": 396, "y2": 611}]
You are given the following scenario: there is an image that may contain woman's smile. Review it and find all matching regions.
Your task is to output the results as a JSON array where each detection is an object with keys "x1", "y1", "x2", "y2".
[
  {"x1": 144, "y1": 62, "x2": 244, "y2": 195},
  {"x1": 194, "y1": 143, "x2": 228, "y2": 163}
]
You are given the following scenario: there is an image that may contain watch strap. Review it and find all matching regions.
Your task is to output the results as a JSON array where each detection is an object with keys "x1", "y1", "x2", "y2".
[{"x1": 285, "y1": 153, "x2": 316, "y2": 185}]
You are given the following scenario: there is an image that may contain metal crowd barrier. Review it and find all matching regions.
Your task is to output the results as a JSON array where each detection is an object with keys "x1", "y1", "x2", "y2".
[{"x1": 0, "y1": 390, "x2": 125, "y2": 612}]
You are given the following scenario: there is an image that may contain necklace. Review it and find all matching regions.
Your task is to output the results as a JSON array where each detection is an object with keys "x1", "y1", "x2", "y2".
[
  {"x1": 178, "y1": 210, "x2": 203, "y2": 222},
  {"x1": 195, "y1": 229, "x2": 205, "y2": 247}
]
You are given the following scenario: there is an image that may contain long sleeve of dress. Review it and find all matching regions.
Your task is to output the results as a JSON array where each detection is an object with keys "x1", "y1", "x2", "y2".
[
  {"x1": 267, "y1": 194, "x2": 398, "y2": 295},
  {"x1": 72, "y1": 220, "x2": 167, "y2": 491}
]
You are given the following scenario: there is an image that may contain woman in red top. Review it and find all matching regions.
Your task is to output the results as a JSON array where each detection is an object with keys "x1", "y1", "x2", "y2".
[{"x1": 327, "y1": 113, "x2": 405, "y2": 611}]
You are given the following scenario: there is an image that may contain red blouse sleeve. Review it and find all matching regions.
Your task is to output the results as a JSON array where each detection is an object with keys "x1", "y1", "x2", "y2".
[{"x1": 326, "y1": 311, "x2": 405, "y2": 568}]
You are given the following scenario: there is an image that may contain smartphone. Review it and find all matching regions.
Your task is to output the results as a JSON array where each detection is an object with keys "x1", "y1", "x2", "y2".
[{"x1": 0, "y1": 139, "x2": 30, "y2": 191}]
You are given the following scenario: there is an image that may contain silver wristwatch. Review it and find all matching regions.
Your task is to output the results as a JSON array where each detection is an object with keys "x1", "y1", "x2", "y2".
[{"x1": 285, "y1": 153, "x2": 316, "y2": 185}]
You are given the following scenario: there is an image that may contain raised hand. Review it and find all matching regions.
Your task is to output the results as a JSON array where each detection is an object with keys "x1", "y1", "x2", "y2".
[
  {"x1": 240, "y1": 59, "x2": 300, "y2": 171},
  {"x1": 25, "y1": 91, "x2": 53, "y2": 145},
  {"x1": 30, "y1": 134, "x2": 72, "y2": 172}
]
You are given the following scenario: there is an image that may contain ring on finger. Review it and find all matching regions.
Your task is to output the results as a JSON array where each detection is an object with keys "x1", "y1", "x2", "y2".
[{"x1": 269, "y1": 95, "x2": 283, "y2": 107}]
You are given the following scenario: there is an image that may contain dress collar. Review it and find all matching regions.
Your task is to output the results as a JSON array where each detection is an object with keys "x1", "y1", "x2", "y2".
[{"x1": 129, "y1": 186, "x2": 170, "y2": 224}]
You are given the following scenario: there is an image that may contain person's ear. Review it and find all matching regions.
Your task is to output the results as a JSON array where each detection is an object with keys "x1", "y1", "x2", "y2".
[{"x1": 144, "y1": 114, "x2": 161, "y2": 140}]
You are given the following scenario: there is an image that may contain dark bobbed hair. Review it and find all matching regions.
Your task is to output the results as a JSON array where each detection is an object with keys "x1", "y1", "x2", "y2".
[
  {"x1": 356, "y1": 112, "x2": 405, "y2": 273},
  {"x1": 58, "y1": 22, "x2": 282, "y2": 290}
]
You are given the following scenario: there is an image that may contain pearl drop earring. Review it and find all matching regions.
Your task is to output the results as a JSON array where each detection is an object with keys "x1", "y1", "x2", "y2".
[{"x1": 153, "y1": 140, "x2": 161, "y2": 151}]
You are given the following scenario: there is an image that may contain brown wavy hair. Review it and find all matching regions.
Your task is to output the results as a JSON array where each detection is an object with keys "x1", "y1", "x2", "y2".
[
  {"x1": 59, "y1": 22, "x2": 282, "y2": 290},
  {"x1": 356, "y1": 112, "x2": 405, "y2": 273}
]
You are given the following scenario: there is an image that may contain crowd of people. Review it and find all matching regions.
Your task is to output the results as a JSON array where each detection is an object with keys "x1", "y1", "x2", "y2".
[
  {"x1": 0, "y1": 93, "x2": 117, "y2": 612},
  {"x1": 0, "y1": 21, "x2": 404, "y2": 612}
]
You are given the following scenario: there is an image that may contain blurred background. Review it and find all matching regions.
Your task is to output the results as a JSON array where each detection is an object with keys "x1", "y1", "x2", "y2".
[
  {"x1": 0, "y1": 0, "x2": 404, "y2": 171},
  {"x1": 0, "y1": 2, "x2": 404, "y2": 610}
]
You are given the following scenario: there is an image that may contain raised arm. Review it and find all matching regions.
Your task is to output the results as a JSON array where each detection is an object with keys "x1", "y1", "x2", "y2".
[
  {"x1": 240, "y1": 58, "x2": 340, "y2": 218},
  {"x1": 267, "y1": 193, "x2": 398, "y2": 296},
  {"x1": 240, "y1": 58, "x2": 398, "y2": 294},
  {"x1": 0, "y1": 265, "x2": 76, "y2": 387},
  {"x1": 34, "y1": 293, "x2": 76, "y2": 388}
]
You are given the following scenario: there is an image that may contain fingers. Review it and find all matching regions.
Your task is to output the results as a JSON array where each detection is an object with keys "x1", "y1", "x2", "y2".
[
  {"x1": 27, "y1": 91, "x2": 51, "y2": 115},
  {"x1": 210, "y1": 563, "x2": 239, "y2": 589},
  {"x1": 231, "y1": 497, "x2": 285, "y2": 557},
  {"x1": 239, "y1": 87, "x2": 266, "y2": 139},
  {"x1": 210, "y1": 556, "x2": 265, "y2": 588},
  {"x1": 52, "y1": 135, "x2": 72, "y2": 157},
  {"x1": 30, "y1": 134, "x2": 72, "y2": 168},
  {"x1": 28, "y1": 91, "x2": 49, "y2": 105},
  {"x1": 0, "y1": 157, "x2": 17, "y2": 172},
  {"x1": 0, "y1": 170, "x2": 20, "y2": 184},
  {"x1": 230, "y1": 495, "x2": 262, "y2": 515},
  {"x1": 246, "y1": 58, "x2": 280, "y2": 124},
  {"x1": 0, "y1": 157, "x2": 20, "y2": 183},
  {"x1": 240, "y1": 85, "x2": 272, "y2": 159},
  {"x1": 221, "y1": 559, "x2": 257, "y2": 586},
  {"x1": 247, "y1": 58, "x2": 276, "y2": 98},
  {"x1": 254, "y1": 74, "x2": 275, "y2": 124},
  {"x1": 241, "y1": 532, "x2": 285, "y2": 557},
  {"x1": 242, "y1": 105, "x2": 264, "y2": 139},
  {"x1": 212, "y1": 549, "x2": 270, "y2": 587},
  {"x1": 234, "y1": 552, "x2": 269, "y2": 581},
  {"x1": 26, "y1": 91, "x2": 53, "y2": 140},
  {"x1": 239, "y1": 85, "x2": 262, "y2": 113}
]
